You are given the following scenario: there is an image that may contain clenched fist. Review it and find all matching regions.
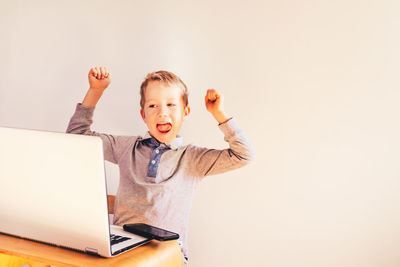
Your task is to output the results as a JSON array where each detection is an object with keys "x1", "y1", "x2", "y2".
[
  {"x1": 88, "y1": 66, "x2": 111, "y2": 92},
  {"x1": 205, "y1": 89, "x2": 229, "y2": 124}
]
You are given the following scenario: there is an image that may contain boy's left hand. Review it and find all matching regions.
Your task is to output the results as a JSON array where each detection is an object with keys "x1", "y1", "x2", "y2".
[
  {"x1": 205, "y1": 89, "x2": 229, "y2": 124},
  {"x1": 205, "y1": 89, "x2": 223, "y2": 113}
]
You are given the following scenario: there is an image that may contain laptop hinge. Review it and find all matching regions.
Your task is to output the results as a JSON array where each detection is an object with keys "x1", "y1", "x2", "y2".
[{"x1": 85, "y1": 247, "x2": 99, "y2": 255}]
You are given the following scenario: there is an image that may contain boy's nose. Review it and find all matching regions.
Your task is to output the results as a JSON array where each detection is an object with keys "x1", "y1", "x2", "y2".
[{"x1": 158, "y1": 106, "x2": 168, "y2": 117}]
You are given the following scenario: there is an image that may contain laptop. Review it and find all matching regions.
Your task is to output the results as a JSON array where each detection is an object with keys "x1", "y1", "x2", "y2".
[{"x1": 0, "y1": 126, "x2": 151, "y2": 257}]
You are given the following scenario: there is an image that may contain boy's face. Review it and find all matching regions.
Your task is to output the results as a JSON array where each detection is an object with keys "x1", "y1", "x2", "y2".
[{"x1": 140, "y1": 81, "x2": 190, "y2": 144}]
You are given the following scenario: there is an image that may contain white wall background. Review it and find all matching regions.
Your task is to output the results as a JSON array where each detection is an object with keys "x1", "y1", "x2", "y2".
[{"x1": 1, "y1": 0, "x2": 400, "y2": 266}]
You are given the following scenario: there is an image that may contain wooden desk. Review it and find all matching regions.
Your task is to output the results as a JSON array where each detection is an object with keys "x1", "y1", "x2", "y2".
[{"x1": 0, "y1": 233, "x2": 182, "y2": 267}]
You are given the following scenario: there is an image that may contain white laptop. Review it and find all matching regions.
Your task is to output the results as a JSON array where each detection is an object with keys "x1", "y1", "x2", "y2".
[{"x1": 0, "y1": 126, "x2": 150, "y2": 257}]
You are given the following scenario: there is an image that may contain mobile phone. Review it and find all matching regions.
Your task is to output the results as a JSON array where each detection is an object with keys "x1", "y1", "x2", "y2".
[{"x1": 123, "y1": 223, "x2": 180, "y2": 241}]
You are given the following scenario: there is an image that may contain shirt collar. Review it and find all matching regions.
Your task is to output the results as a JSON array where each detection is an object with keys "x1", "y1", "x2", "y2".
[{"x1": 141, "y1": 132, "x2": 183, "y2": 150}]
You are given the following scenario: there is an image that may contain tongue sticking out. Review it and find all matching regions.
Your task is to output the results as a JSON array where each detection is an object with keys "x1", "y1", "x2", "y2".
[{"x1": 157, "y1": 123, "x2": 172, "y2": 133}]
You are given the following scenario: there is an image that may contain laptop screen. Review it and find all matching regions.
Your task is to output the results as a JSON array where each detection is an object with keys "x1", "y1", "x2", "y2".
[{"x1": 0, "y1": 127, "x2": 112, "y2": 256}]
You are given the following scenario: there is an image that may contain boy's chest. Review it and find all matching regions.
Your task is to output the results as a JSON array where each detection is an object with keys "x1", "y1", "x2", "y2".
[{"x1": 120, "y1": 145, "x2": 187, "y2": 184}]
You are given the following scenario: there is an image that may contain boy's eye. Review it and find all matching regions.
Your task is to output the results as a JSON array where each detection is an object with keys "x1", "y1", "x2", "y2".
[
  {"x1": 167, "y1": 103, "x2": 176, "y2": 107},
  {"x1": 148, "y1": 104, "x2": 156, "y2": 108}
]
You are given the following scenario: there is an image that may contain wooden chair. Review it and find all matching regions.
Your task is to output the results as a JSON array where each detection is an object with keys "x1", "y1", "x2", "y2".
[{"x1": 107, "y1": 194, "x2": 116, "y2": 214}]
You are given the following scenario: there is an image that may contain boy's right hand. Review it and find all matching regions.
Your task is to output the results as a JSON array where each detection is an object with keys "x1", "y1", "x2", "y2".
[
  {"x1": 88, "y1": 66, "x2": 111, "y2": 91},
  {"x1": 82, "y1": 66, "x2": 111, "y2": 108}
]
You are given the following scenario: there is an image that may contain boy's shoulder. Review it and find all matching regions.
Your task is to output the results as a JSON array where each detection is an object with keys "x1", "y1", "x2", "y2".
[
  {"x1": 183, "y1": 143, "x2": 213, "y2": 154},
  {"x1": 103, "y1": 134, "x2": 144, "y2": 152}
]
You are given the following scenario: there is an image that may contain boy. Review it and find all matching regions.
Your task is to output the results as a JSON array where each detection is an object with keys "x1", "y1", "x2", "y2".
[{"x1": 66, "y1": 66, "x2": 255, "y2": 263}]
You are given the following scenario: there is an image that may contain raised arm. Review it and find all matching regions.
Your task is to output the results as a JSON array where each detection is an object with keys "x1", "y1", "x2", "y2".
[
  {"x1": 187, "y1": 89, "x2": 255, "y2": 177},
  {"x1": 66, "y1": 66, "x2": 134, "y2": 164}
]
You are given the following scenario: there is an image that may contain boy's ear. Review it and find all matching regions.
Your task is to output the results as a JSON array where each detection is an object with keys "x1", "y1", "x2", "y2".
[
  {"x1": 184, "y1": 106, "x2": 190, "y2": 120},
  {"x1": 140, "y1": 109, "x2": 145, "y2": 120}
]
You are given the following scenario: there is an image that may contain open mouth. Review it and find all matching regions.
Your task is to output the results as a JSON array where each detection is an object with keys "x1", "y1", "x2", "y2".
[{"x1": 157, "y1": 123, "x2": 172, "y2": 134}]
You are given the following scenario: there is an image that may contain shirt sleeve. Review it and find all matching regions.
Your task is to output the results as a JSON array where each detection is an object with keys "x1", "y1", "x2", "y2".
[
  {"x1": 187, "y1": 118, "x2": 255, "y2": 177},
  {"x1": 66, "y1": 103, "x2": 135, "y2": 164}
]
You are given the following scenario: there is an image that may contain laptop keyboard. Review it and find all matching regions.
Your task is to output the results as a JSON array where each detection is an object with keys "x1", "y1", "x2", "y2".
[{"x1": 110, "y1": 234, "x2": 131, "y2": 245}]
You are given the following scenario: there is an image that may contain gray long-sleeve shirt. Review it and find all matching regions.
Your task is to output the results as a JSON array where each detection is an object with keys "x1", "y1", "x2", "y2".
[{"x1": 66, "y1": 103, "x2": 255, "y2": 257}]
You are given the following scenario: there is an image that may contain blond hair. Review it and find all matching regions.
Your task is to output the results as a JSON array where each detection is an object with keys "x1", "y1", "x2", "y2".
[{"x1": 140, "y1": 70, "x2": 189, "y2": 109}]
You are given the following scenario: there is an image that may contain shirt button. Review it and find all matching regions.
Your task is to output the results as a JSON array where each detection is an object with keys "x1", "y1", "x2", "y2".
[
  {"x1": 155, "y1": 149, "x2": 159, "y2": 154},
  {"x1": 151, "y1": 160, "x2": 156, "y2": 164}
]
